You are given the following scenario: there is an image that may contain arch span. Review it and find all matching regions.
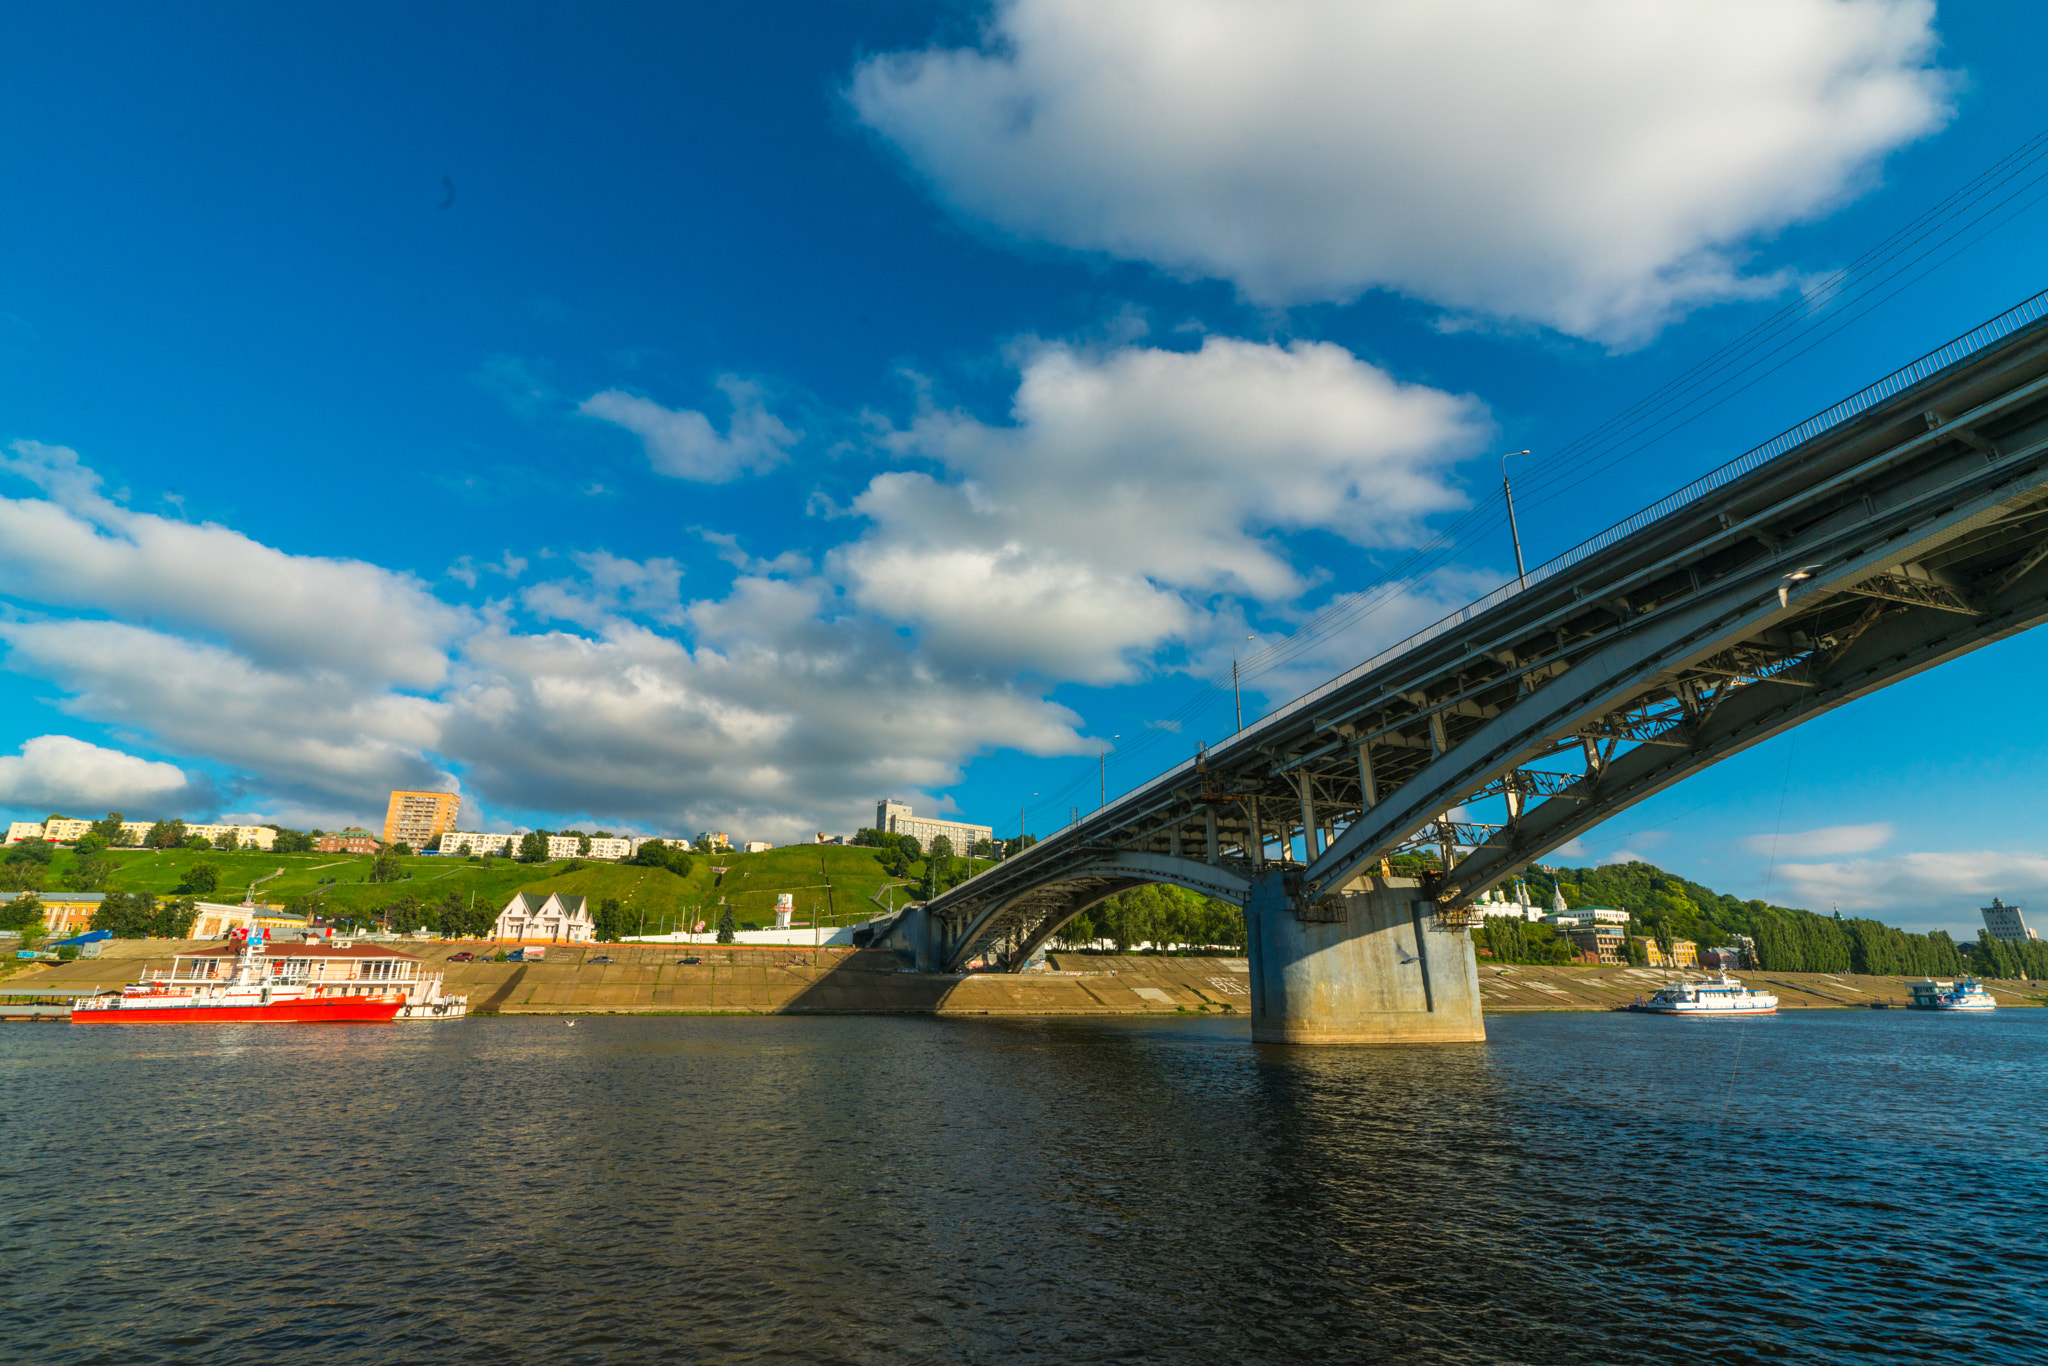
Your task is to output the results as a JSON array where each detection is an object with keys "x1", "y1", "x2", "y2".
[{"x1": 933, "y1": 851, "x2": 1249, "y2": 972}]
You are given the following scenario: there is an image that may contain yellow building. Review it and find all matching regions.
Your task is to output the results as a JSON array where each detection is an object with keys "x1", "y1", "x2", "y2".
[{"x1": 382, "y1": 790, "x2": 462, "y2": 849}]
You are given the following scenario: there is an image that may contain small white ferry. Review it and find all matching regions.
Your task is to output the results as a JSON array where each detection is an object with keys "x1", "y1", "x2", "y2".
[
  {"x1": 1629, "y1": 973, "x2": 1778, "y2": 1017},
  {"x1": 1905, "y1": 978, "x2": 1997, "y2": 1012}
]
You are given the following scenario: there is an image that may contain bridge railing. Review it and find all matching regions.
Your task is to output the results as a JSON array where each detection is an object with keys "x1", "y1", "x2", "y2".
[{"x1": 1067, "y1": 288, "x2": 2048, "y2": 838}]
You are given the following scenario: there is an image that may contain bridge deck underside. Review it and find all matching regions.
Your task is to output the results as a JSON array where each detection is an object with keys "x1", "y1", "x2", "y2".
[{"x1": 927, "y1": 314, "x2": 2048, "y2": 972}]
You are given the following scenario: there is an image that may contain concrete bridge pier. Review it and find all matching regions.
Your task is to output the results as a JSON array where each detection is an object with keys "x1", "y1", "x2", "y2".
[{"x1": 1244, "y1": 871, "x2": 1485, "y2": 1045}]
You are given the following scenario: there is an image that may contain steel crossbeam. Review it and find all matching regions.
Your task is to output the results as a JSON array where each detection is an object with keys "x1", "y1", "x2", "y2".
[{"x1": 908, "y1": 300, "x2": 2048, "y2": 972}]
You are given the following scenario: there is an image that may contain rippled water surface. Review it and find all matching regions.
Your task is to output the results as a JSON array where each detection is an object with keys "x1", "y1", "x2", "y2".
[{"x1": 4, "y1": 1008, "x2": 2044, "y2": 1364}]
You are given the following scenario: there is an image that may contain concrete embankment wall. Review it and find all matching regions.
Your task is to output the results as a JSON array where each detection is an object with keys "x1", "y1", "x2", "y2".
[{"x1": 6, "y1": 939, "x2": 2043, "y2": 1015}]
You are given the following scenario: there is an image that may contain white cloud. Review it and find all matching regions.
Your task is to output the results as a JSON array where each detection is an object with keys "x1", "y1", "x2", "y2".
[
  {"x1": 842, "y1": 336, "x2": 1487, "y2": 682},
  {"x1": 440, "y1": 575, "x2": 1086, "y2": 841},
  {"x1": 851, "y1": 0, "x2": 1951, "y2": 343},
  {"x1": 0, "y1": 734, "x2": 201, "y2": 817},
  {"x1": 0, "y1": 619, "x2": 448, "y2": 807},
  {"x1": 0, "y1": 441, "x2": 462, "y2": 687},
  {"x1": 1775, "y1": 850, "x2": 2048, "y2": 920},
  {"x1": 581, "y1": 377, "x2": 800, "y2": 481},
  {"x1": 0, "y1": 448, "x2": 1088, "y2": 839},
  {"x1": 1743, "y1": 821, "x2": 1892, "y2": 856}
]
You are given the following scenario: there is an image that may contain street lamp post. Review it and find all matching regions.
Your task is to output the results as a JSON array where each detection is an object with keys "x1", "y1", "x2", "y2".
[
  {"x1": 1232, "y1": 636, "x2": 1256, "y2": 730},
  {"x1": 1099, "y1": 736, "x2": 1119, "y2": 808},
  {"x1": 1501, "y1": 449, "x2": 1532, "y2": 588}
]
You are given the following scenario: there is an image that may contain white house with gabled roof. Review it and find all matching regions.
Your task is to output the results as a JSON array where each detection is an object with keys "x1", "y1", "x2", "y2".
[{"x1": 490, "y1": 891, "x2": 595, "y2": 942}]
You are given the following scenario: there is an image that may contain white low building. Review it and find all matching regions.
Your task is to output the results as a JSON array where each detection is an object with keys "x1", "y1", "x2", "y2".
[
  {"x1": 491, "y1": 892, "x2": 595, "y2": 942},
  {"x1": 441, "y1": 831, "x2": 664, "y2": 860}
]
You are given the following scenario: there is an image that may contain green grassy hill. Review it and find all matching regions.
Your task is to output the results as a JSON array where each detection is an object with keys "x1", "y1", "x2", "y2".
[{"x1": 22, "y1": 841, "x2": 990, "y2": 932}]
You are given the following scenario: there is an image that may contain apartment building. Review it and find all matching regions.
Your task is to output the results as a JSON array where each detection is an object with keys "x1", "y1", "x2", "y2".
[{"x1": 382, "y1": 790, "x2": 463, "y2": 849}]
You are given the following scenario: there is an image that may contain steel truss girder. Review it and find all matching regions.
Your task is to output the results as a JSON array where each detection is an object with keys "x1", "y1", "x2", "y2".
[{"x1": 1305, "y1": 456, "x2": 2048, "y2": 901}]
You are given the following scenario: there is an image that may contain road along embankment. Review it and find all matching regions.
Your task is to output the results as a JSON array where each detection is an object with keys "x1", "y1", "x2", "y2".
[{"x1": 6, "y1": 939, "x2": 2043, "y2": 1016}]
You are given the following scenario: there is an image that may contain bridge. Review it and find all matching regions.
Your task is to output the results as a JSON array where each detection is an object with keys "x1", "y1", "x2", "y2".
[{"x1": 875, "y1": 291, "x2": 2048, "y2": 1043}]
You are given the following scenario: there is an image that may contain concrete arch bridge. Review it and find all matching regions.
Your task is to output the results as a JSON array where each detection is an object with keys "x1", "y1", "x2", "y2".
[{"x1": 875, "y1": 294, "x2": 2048, "y2": 1044}]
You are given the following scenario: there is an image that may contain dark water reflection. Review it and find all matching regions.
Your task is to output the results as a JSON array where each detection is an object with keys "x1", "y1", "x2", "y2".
[{"x1": 4, "y1": 1009, "x2": 2043, "y2": 1364}]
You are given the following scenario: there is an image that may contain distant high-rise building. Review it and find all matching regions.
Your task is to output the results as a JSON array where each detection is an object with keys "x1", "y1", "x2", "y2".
[
  {"x1": 1981, "y1": 897, "x2": 2037, "y2": 942},
  {"x1": 382, "y1": 790, "x2": 462, "y2": 849}
]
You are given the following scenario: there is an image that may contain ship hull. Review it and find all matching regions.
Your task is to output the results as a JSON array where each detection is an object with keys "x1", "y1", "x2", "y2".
[
  {"x1": 1631, "y1": 1005, "x2": 1777, "y2": 1016},
  {"x1": 72, "y1": 997, "x2": 402, "y2": 1024}
]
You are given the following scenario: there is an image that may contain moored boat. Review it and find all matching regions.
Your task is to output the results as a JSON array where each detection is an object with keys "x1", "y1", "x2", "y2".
[
  {"x1": 1629, "y1": 972, "x2": 1778, "y2": 1017},
  {"x1": 71, "y1": 929, "x2": 467, "y2": 1024},
  {"x1": 1905, "y1": 977, "x2": 1997, "y2": 1012}
]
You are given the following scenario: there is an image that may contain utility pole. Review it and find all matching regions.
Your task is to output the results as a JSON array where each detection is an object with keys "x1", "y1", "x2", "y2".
[
  {"x1": 1100, "y1": 735, "x2": 1119, "y2": 808},
  {"x1": 1232, "y1": 635, "x2": 1256, "y2": 730},
  {"x1": 1502, "y1": 449, "x2": 1532, "y2": 588}
]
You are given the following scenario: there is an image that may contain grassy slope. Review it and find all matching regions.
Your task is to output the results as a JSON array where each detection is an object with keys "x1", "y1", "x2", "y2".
[{"x1": 27, "y1": 842, "x2": 990, "y2": 928}]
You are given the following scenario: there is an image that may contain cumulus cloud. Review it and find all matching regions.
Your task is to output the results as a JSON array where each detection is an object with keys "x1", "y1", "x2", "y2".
[
  {"x1": 0, "y1": 441, "x2": 462, "y2": 686},
  {"x1": 1743, "y1": 821, "x2": 1892, "y2": 856},
  {"x1": 581, "y1": 377, "x2": 800, "y2": 481},
  {"x1": 0, "y1": 448, "x2": 1087, "y2": 839},
  {"x1": 1775, "y1": 850, "x2": 2048, "y2": 922},
  {"x1": 0, "y1": 734, "x2": 203, "y2": 817},
  {"x1": 850, "y1": 0, "x2": 1952, "y2": 343},
  {"x1": 842, "y1": 336, "x2": 1488, "y2": 682}
]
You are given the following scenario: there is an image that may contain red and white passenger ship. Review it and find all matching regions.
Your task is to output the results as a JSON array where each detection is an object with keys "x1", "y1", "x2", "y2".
[{"x1": 71, "y1": 929, "x2": 468, "y2": 1025}]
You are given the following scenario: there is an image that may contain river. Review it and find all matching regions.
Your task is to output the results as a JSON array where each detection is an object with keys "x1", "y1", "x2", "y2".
[{"x1": 3, "y1": 1009, "x2": 2042, "y2": 1364}]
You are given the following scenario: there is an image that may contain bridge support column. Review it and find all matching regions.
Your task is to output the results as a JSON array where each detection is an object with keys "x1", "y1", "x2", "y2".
[{"x1": 1243, "y1": 871, "x2": 1484, "y2": 1045}]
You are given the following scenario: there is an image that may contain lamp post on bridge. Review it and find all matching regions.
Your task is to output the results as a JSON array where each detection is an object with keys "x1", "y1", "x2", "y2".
[
  {"x1": 1099, "y1": 735, "x2": 1119, "y2": 809},
  {"x1": 1502, "y1": 448, "x2": 1532, "y2": 588},
  {"x1": 1232, "y1": 635, "x2": 1256, "y2": 731}
]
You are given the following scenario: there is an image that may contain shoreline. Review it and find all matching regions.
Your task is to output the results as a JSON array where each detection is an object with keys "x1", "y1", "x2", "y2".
[{"x1": 9, "y1": 939, "x2": 2044, "y2": 1018}]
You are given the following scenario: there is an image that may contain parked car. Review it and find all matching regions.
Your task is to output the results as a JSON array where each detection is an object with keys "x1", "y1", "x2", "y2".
[
  {"x1": 447, "y1": 951, "x2": 476, "y2": 962},
  {"x1": 678, "y1": 957, "x2": 701, "y2": 965},
  {"x1": 588, "y1": 955, "x2": 614, "y2": 964}
]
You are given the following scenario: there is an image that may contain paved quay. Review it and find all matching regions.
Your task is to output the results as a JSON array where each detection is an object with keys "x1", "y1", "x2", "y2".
[{"x1": 5, "y1": 938, "x2": 2043, "y2": 1016}]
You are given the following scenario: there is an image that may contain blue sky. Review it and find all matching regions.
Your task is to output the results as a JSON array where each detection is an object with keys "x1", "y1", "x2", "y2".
[{"x1": 2, "y1": 1, "x2": 2045, "y2": 934}]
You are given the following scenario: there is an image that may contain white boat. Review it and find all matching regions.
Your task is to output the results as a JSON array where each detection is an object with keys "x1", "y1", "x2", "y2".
[
  {"x1": 1905, "y1": 977, "x2": 1997, "y2": 1012},
  {"x1": 1629, "y1": 972, "x2": 1778, "y2": 1017}
]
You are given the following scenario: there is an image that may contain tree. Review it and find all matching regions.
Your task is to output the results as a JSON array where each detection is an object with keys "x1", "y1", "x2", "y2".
[
  {"x1": 716, "y1": 905, "x2": 736, "y2": 944},
  {"x1": 928, "y1": 834, "x2": 954, "y2": 862},
  {"x1": 66, "y1": 851, "x2": 115, "y2": 892},
  {"x1": 971, "y1": 838, "x2": 995, "y2": 858},
  {"x1": 88, "y1": 812, "x2": 125, "y2": 844},
  {"x1": 177, "y1": 860, "x2": 222, "y2": 895},
  {"x1": 92, "y1": 891, "x2": 158, "y2": 938},
  {"x1": 146, "y1": 819, "x2": 186, "y2": 848},
  {"x1": 271, "y1": 826, "x2": 316, "y2": 854},
  {"x1": 0, "y1": 892, "x2": 44, "y2": 934},
  {"x1": 517, "y1": 831, "x2": 550, "y2": 863},
  {"x1": 4, "y1": 837, "x2": 54, "y2": 866},
  {"x1": 629, "y1": 839, "x2": 693, "y2": 877},
  {"x1": 578, "y1": 835, "x2": 592, "y2": 856},
  {"x1": 391, "y1": 841, "x2": 414, "y2": 856},
  {"x1": 896, "y1": 836, "x2": 922, "y2": 864},
  {"x1": 181, "y1": 834, "x2": 212, "y2": 850},
  {"x1": 216, "y1": 828, "x2": 240, "y2": 852},
  {"x1": 369, "y1": 849, "x2": 405, "y2": 883},
  {"x1": 594, "y1": 896, "x2": 627, "y2": 942},
  {"x1": 0, "y1": 861, "x2": 42, "y2": 892},
  {"x1": 74, "y1": 831, "x2": 108, "y2": 854}
]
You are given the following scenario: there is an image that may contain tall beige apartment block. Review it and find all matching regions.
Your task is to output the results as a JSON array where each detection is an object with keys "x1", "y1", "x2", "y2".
[{"x1": 382, "y1": 790, "x2": 462, "y2": 849}]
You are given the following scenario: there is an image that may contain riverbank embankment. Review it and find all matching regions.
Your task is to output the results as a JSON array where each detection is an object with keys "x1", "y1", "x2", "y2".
[{"x1": 6, "y1": 939, "x2": 2045, "y2": 1016}]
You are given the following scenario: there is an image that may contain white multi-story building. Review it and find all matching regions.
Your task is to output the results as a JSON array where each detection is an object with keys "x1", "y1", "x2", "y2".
[
  {"x1": 875, "y1": 800, "x2": 993, "y2": 853},
  {"x1": 42, "y1": 818, "x2": 93, "y2": 843},
  {"x1": 441, "y1": 830, "x2": 518, "y2": 857},
  {"x1": 1981, "y1": 897, "x2": 2038, "y2": 942},
  {"x1": 1544, "y1": 906, "x2": 1632, "y2": 929},
  {"x1": 185, "y1": 824, "x2": 278, "y2": 851},
  {"x1": 5, "y1": 822, "x2": 46, "y2": 844},
  {"x1": 742, "y1": 841, "x2": 772, "y2": 853},
  {"x1": 440, "y1": 830, "x2": 665, "y2": 860}
]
